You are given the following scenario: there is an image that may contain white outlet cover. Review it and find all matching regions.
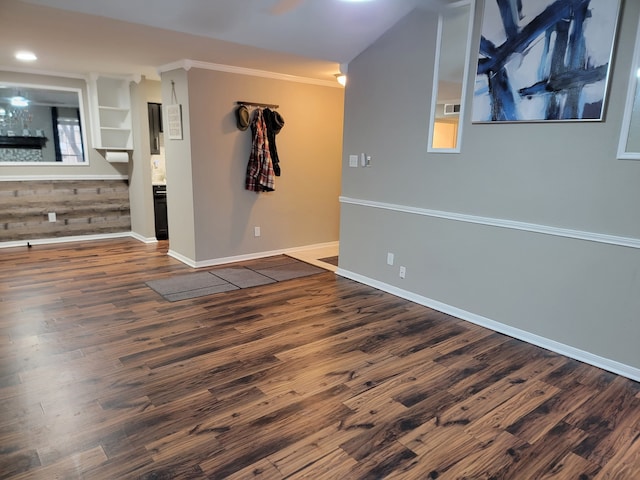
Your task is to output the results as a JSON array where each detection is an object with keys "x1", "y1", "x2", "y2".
[{"x1": 349, "y1": 155, "x2": 358, "y2": 167}]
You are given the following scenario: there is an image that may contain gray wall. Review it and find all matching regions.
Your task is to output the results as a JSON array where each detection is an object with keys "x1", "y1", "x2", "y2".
[
  {"x1": 161, "y1": 68, "x2": 197, "y2": 260},
  {"x1": 163, "y1": 67, "x2": 343, "y2": 265},
  {"x1": 130, "y1": 78, "x2": 161, "y2": 241},
  {"x1": 339, "y1": 2, "x2": 640, "y2": 374}
]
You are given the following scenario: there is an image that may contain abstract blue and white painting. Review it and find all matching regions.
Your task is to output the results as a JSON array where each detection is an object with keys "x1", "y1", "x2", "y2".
[{"x1": 472, "y1": 0, "x2": 620, "y2": 122}]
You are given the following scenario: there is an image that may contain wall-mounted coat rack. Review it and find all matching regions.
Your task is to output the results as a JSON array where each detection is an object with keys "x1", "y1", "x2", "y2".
[{"x1": 237, "y1": 101, "x2": 279, "y2": 109}]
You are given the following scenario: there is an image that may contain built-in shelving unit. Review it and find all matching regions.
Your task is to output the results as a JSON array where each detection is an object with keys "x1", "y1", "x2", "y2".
[{"x1": 87, "y1": 74, "x2": 133, "y2": 150}]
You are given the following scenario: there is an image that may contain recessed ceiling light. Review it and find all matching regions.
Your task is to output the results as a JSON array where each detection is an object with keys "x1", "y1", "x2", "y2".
[{"x1": 15, "y1": 51, "x2": 37, "y2": 62}]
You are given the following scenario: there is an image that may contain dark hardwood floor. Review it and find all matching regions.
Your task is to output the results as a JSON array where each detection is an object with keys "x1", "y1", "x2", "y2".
[{"x1": 1, "y1": 238, "x2": 639, "y2": 479}]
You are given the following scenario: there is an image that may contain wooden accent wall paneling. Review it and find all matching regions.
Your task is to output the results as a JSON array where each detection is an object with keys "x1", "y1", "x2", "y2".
[{"x1": 0, "y1": 179, "x2": 131, "y2": 242}]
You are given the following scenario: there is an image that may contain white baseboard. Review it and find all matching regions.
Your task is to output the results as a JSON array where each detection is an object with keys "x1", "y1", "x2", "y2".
[
  {"x1": 0, "y1": 174, "x2": 128, "y2": 181},
  {"x1": 129, "y1": 232, "x2": 158, "y2": 244},
  {"x1": 169, "y1": 241, "x2": 340, "y2": 269},
  {"x1": 284, "y1": 241, "x2": 339, "y2": 254},
  {"x1": 0, "y1": 231, "x2": 133, "y2": 249},
  {"x1": 167, "y1": 249, "x2": 197, "y2": 268},
  {"x1": 336, "y1": 267, "x2": 640, "y2": 383}
]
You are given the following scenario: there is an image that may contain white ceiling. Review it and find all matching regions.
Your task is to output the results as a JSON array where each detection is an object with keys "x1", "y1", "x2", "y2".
[{"x1": 0, "y1": 0, "x2": 454, "y2": 81}]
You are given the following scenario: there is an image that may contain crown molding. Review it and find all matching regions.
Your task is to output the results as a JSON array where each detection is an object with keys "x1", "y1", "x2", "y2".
[
  {"x1": 0, "y1": 66, "x2": 87, "y2": 80},
  {"x1": 158, "y1": 59, "x2": 340, "y2": 88}
]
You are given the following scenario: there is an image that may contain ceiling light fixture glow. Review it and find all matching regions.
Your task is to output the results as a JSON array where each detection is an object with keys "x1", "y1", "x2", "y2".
[
  {"x1": 10, "y1": 96, "x2": 29, "y2": 107},
  {"x1": 335, "y1": 74, "x2": 347, "y2": 87},
  {"x1": 15, "y1": 51, "x2": 37, "y2": 62}
]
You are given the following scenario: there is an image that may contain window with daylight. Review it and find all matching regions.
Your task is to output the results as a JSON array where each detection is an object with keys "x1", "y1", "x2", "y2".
[{"x1": 55, "y1": 109, "x2": 84, "y2": 163}]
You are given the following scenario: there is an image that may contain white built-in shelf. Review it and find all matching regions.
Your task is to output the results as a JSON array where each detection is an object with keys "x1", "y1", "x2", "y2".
[{"x1": 88, "y1": 74, "x2": 133, "y2": 151}]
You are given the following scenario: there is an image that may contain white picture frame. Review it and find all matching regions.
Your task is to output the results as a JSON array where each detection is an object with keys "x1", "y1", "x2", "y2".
[
  {"x1": 473, "y1": 0, "x2": 621, "y2": 123},
  {"x1": 165, "y1": 104, "x2": 183, "y2": 140}
]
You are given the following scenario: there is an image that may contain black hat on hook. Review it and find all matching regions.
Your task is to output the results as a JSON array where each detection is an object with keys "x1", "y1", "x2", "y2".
[
  {"x1": 235, "y1": 105, "x2": 250, "y2": 131},
  {"x1": 271, "y1": 111, "x2": 285, "y2": 133}
]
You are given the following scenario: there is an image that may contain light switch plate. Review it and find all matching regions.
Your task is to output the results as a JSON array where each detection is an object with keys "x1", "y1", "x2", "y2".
[{"x1": 387, "y1": 252, "x2": 394, "y2": 265}]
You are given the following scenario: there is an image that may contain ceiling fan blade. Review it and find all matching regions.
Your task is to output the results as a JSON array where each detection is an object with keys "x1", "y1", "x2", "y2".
[{"x1": 269, "y1": 0, "x2": 304, "y2": 15}]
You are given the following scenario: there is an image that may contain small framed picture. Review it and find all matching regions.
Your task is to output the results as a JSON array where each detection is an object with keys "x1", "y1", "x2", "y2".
[{"x1": 165, "y1": 104, "x2": 183, "y2": 140}]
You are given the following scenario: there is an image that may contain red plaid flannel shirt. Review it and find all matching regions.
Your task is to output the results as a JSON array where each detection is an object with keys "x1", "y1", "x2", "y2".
[{"x1": 245, "y1": 108, "x2": 275, "y2": 192}]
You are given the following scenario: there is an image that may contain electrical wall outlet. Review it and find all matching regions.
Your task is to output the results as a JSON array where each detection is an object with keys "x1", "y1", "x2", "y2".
[
  {"x1": 48, "y1": 212, "x2": 56, "y2": 222},
  {"x1": 399, "y1": 266, "x2": 406, "y2": 278},
  {"x1": 387, "y1": 252, "x2": 394, "y2": 265},
  {"x1": 349, "y1": 154, "x2": 358, "y2": 168},
  {"x1": 254, "y1": 226, "x2": 261, "y2": 237}
]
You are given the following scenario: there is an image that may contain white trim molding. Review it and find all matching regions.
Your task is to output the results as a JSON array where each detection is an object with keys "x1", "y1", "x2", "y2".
[
  {"x1": 336, "y1": 267, "x2": 640, "y2": 382},
  {"x1": 0, "y1": 175, "x2": 128, "y2": 181},
  {"x1": 158, "y1": 59, "x2": 340, "y2": 88},
  {"x1": 167, "y1": 249, "x2": 197, "y2": 268},
  {"x1": 0, "y1": 232, "x2": 132, "y2": 249},
  {"x1": 168, "y1": 241, "x2": 340, "y2": 269},
  {"x1": 130, "y1": 232, "x2": 158, "y2": 244},
  {"x1": 0, "y1": 231, "x2": 159, "y2": 249},
  {"x1": 340, "y1": 196, "x2": 640, "y2": 249},
  {"x1": 0, "y1": 65, "x2": 87, "y2": 80}
]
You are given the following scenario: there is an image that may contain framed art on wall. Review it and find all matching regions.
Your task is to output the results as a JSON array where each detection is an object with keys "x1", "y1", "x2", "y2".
[
  {"x1": 472, "y1": 0, "x2": 621, "y2": 123},
  {"x1": 165, "y1": 104, "x2": 183, "y2": 140}
]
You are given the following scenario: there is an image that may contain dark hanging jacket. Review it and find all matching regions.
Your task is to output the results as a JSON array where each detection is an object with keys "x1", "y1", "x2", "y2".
[
  {"x1": 263, "y1": 108, "x2": 285, "y2": 176},
  {"x1": 245, "y1": 109, "x2": 275, "y2": 192}
]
